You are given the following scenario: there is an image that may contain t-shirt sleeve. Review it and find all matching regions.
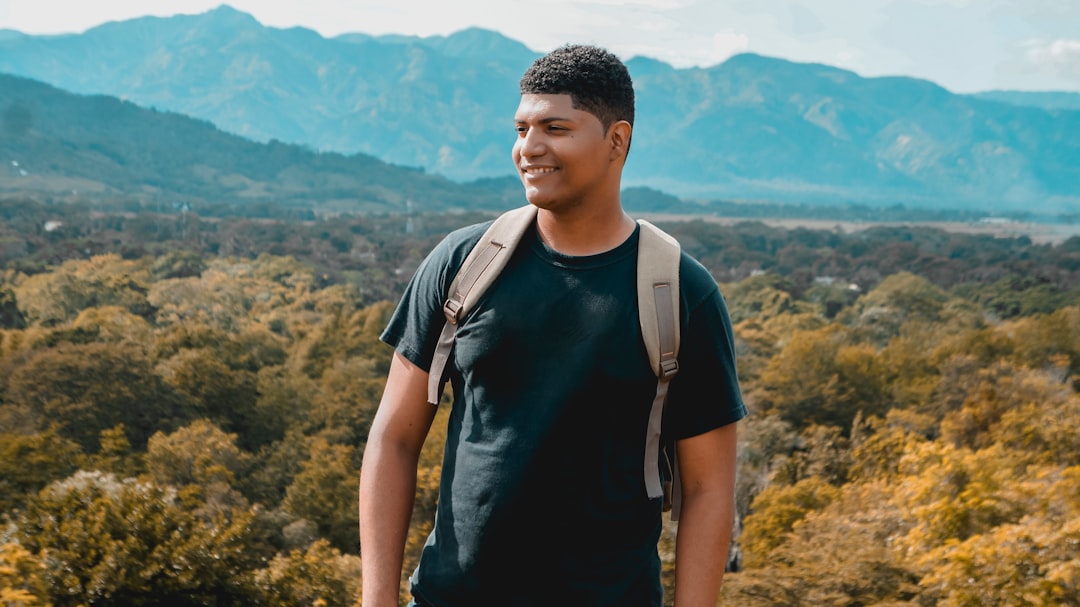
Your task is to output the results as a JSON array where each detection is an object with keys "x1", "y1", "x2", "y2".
[
  {"x1": 664, "y1": 262, "x2": 748, "y2": 440},
  {"x1": 380, "y1": 222, "x2": 490, "y2": 371}
]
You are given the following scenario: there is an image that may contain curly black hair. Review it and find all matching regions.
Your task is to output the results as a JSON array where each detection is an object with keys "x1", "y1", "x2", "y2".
[{"x1": 519, "y1": 44, "x2": 635, "y2": 132}]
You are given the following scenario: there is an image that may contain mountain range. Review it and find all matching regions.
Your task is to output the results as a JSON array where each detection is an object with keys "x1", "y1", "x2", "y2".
[
  {"x1": 0, "y1": 71, "x2": 521, "y2": 214},
  {"x1": 1, "y1": 5, "x2": 1078, "y2": 213}
]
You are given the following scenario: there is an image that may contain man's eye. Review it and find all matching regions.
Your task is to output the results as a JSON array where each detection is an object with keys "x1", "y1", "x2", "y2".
[{"x1": 516, "y1": 126, "x2": 528, "y2": 136}]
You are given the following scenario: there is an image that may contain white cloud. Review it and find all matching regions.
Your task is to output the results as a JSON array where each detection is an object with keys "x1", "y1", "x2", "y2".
[
  {"x1": 1024, "y1": 38, "x2": 1080, "y2": 80},
  {"x1": 2, "y1": 0, "x2": 1079, "y2": 91},
  {"x1": 0, "y1": 0, "x2": 218, "y2": 33},
  {"x1": 572, "y1": 0, "x2": 694, "y2": 7},
  {"x1": 710, "y1": 31, "x2": 752, "y2": 64}
]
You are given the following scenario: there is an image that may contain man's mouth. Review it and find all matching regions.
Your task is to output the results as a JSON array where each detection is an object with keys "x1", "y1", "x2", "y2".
[{"x1": 522, "y1": 166, "x2": 558, "y2": 175}]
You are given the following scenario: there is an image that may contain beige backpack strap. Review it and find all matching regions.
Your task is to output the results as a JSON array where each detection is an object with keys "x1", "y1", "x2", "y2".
[
  {"x1": 637, "y1": 219, "x2": 683, "y2": 519},
  {"x1": 427, "y1": 205, "x2": 538, "y2": 404}
]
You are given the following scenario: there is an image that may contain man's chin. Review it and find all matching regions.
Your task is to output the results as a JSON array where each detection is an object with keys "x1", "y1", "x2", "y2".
[{"x1": 523, "y1": 188, "x2": 552, "y2": 208}]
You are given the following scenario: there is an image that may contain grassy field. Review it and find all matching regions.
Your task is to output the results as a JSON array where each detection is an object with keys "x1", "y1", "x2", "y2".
[{"x1": 640, "y1": 214, "x2": 1080, "y2": 245}]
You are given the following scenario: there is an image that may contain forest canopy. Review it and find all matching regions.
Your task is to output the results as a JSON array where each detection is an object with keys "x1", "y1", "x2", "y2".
[{"x1": 1, "y1": 197, "x2": 1079, "y2": 606}]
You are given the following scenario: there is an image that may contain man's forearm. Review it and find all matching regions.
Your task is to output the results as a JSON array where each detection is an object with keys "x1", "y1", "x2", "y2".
[
  {"x1": 673, "y1": 488, "x2": 735, "y2": 607},
  {"x1": 671, "y1": 423, "x2": 739, "y2": 607},
  {"x1": 359, "y1": 438, "x2": 421, "y2": 607}
]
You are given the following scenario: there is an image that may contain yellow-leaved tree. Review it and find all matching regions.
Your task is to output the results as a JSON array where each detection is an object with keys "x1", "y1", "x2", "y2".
[{"x1": 0, "y1": 542, "x2": 51, "y2": 607}]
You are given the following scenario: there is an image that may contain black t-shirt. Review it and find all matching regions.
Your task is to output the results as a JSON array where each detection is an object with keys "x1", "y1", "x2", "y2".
[{"x1": 381, "y1": 218, "x2": 746, "y2": 607}]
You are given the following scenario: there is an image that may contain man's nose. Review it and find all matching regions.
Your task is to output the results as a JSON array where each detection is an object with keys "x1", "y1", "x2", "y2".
[{"x1": 517, "y1": 128, "x2": 546, "y2": 157}]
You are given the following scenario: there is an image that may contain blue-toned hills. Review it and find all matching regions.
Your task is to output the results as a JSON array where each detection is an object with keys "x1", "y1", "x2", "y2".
[{"x1": 1, "y1": 5, "x2": 1077, "y2": 212}]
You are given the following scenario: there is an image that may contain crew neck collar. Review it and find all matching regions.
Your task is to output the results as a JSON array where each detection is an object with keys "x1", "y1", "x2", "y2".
[{"x1": 529, "y1": 221, "x2": 640, "y2": 270}]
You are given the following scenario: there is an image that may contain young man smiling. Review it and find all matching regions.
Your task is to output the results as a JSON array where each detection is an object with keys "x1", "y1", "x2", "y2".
[{"x1": 359, "y1": 45, "x2": 746, "y2": 607}]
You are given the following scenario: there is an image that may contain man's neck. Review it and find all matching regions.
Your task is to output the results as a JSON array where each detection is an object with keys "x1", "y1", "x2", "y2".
[{"x1": 534, "y1": 203, "x2": 637, "y2": 257}]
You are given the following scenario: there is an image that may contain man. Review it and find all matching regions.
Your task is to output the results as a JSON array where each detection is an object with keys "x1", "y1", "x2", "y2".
[{"x1": 359, "y1": 44, "x2": 746, "y2": 607}]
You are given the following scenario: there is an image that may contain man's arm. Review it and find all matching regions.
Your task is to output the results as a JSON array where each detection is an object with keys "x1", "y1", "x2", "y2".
[
  {"x1": 672, "y1": 421, "x2": 739, "y2": 607},
  {"x1": 359, "y1": 351, "x2": 439, "y2": 607}
]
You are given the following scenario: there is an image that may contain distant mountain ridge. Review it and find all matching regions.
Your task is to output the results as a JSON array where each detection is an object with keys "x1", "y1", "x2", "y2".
[
  {"x1": 1, "y1": 5, "x2": 1078, "y2": 213},
  {"x1": 0, "y1": 72, "x2": 518, "y2": 213},
  {"x1": 969, "y1": 90, "x2": 1080, "y2": 112}
]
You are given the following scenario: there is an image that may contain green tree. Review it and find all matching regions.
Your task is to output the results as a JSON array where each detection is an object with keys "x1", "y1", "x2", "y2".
[
  {"x1": 768, "y1": 424, "x2": 852, "y2": 487},
  {"x1": 1011, "y1": 306, "x2": 1080, "y2": 381},
  {"x1": 956, "y1": 274, "x2": 1074, "y2": 319},
  {"x1": 896, "y1": 442, "x2": 1031, "y2": 554},
  {"x1": 149, "y1": 249, "x2": 207, "y2": 280},
  {"x1": 282, "y1": 437, "x2": 360, "y2": 554},
  {"x1": 723, "y1": 272, "x2": 807, "y2": 324},
  {"x1": 878, "y1": 332, "x2": 943, "y2": 410},
  {"x1": 246, "y1": 428, "x2": 311, "y2": 508},
  {"x1": 802, "y1": 280, "x2": 860, "y2": 319},
  {"x1": 731, "y1": 311, "x2": 827, "y2": 382},
  {"x1": 291, "y1": 291, "x2": 392, "y2": 379},
  {"x1": 3, "y1": 342, "x2": 194, "y2": 450},
  {"x1": 309, "y1": 358, "x2": 384, "y2": 445},
  {"x1": 837, "y1": 271, "x2": 971, "y2": 344},
  {"x1": 254, "y1": 539, "x2": 361, "y2": 607},
  {"x1": 740, "y1": 477, "x2": 841, "y2": 568},
  {"x1": 151, "y1": 323, "x2": 287, "y2": 374},
  {"x1": 17, "y1": 471, "x2": 264, "y2": 607},
  {"x1": 0, "y1": 542, "x2": 51, "y2": 607},
  {"x1": 722, "y1": 482, "x2": 918, "y2": 607},
  {"x1": 938, "y1": 362, "x2": 1067, "y2": 452},
  {"x1": 914, "y1": 466, "x2": 1080, "y2": 606},
  {"x1": 148, "y1": 267, "x2": 256, "y2": 332},
  {"x1": 732, "y1": 414, "x2": 800, "y2": 523},
  {"x1": 145, "y1": 419, "x2": 252, "y2": 488},
  {"x1": 990, "y1": 376, "x2": 1080, "y2": 467},
  {"x1": 69, "y1": 305, "x2": 153, "y2": 344},
  {"x1": 155, "y1": 347, "x2": 260, "y2": 448},
  {"x1": 0, "y1": 286, "x2": 26, "y2": 329},
  {"x1": 12, "y1": 255, "x2": 153, "y2": 326},
  {"x1": 81, "y1": 425, "x2": 143, "y2": 478},
  {"x1": 757, "y1": 325, "x2": 890, "y2": 430},
  {"x1": 252, "y1": 365, "x2": 317, "y2": 446},
  {"x1": 0, "y1": 427, "x2": 81, "y2": 512},
  {"x1": 249, "y1": 253, "x2": 318, "y2": 291},
  {"x1": 848, "y1": 410, "x2": 934, "y2": 481}
]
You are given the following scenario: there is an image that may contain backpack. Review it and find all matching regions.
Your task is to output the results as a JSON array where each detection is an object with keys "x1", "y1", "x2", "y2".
[{"x1": 424, "y1": 204, "x2": 685, "y2": 519}]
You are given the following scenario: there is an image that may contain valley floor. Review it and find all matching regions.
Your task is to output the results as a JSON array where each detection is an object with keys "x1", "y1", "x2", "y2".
[{"x1": 640, "y1": 214, "x2": 1080, "y2": 245}]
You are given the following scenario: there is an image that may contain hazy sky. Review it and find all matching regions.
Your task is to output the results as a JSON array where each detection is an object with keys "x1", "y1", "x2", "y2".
[{"x1": 1, "y1": 0, "x2": 1078, "y2": 93}]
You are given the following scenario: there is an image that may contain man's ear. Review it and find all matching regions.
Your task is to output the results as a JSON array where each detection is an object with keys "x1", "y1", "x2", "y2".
[{"x1": 608, "y1": 120, "x2": 632, "y2": 161}]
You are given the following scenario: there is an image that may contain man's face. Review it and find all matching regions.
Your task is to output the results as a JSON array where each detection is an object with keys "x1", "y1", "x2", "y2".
[{"x1": 512, "y1": 93, "x2": 619, "y2": 211}]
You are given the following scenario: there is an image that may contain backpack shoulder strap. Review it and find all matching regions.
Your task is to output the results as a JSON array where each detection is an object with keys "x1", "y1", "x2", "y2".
[
  {"x1": 426, "y1": 204, "x2": 538, "y2": 404},
  {"x1": 636, "y1": 219, "x2": 684, "y2": 519},
  {"x1": 636, "y1": 219, "x2": 681, "y2": 380}
]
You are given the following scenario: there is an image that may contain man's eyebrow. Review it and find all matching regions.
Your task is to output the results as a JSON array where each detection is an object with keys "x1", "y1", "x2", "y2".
[{"x1": 514, "y1": 116, "x2": 574, "y2": 124}]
